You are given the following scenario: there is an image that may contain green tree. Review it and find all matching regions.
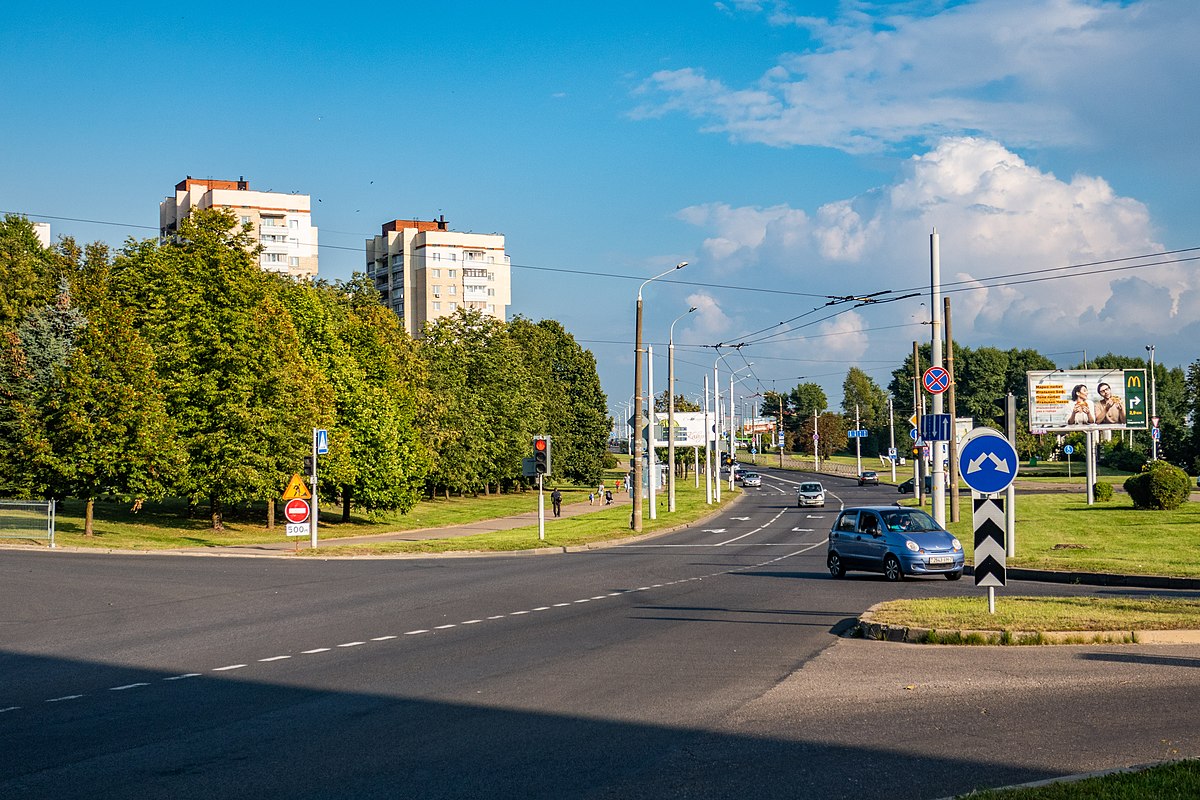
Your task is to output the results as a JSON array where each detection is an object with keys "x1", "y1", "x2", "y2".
[
  {"x1": 789, "y1": 382, "x2": 827, "y2": 418},
  {"x1": 109, "y1": 209, "x2": 324, "y2": 529},
  {"x1": 0, "y1": 214, "x2": 60, "y2": 330}
]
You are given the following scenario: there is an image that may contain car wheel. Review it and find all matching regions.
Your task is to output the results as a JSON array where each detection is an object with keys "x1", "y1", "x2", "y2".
[
  {"x1": 827, "y1": 552, "x2": 845, "y2": 578},
  {"x1": 883, "y1": 555, "x2": 904, "y2": 582},
  {"x1": 945, "y1": 571, "x2": 962, "y2": 581}
]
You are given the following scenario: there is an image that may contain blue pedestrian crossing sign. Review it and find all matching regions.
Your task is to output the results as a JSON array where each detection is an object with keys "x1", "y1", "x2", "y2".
[
  {"x1": 958, "y1": 428, "x2": 1018, "y2": 494},
  {"x1": 315, "y1": 428, "x2": 329, "y2": 455}
]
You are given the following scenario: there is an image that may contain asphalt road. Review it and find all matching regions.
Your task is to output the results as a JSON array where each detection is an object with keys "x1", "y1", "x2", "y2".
[{"x1": 2, "y1": 469, "x2": 1198, "y2": 799}]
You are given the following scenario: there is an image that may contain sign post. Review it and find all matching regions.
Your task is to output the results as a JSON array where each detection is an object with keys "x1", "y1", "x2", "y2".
[{"x1": 958, "y1": 427, "x2": 1018, "y2": 613}]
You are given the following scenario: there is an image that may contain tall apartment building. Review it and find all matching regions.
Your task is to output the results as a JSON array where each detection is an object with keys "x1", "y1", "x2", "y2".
[
  {"x1": 159, "y1": 177, "x2": 318, "y2": 280},
  {"x1": 365, "y1": 216, "x2": 511, "y2": 336}
]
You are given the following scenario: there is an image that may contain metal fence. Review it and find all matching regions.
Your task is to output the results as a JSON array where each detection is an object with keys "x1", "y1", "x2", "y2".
[{"x1": 0, "y1": 500, "x2": 56, "y2": 547}]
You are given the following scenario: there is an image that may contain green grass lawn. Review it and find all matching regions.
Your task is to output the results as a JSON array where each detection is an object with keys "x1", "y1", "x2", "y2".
[
  {"x1": 961, "y1": 759, "x2": 1200, "y2": 799},
  {"x1": 869, "y1": 595, "x2": 1200, "y2": 633},
  {"x1": 935, "y1": 492, "x2": 1200, "y2": 578}
]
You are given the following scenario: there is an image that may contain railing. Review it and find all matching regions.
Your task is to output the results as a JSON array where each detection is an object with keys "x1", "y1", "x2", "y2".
[{"x1": 0, "y1": 500, "x2": 56, "y2": 547}]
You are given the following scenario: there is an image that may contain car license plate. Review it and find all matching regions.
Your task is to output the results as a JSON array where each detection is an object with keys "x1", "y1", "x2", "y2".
[{"x1": 928, "y1": 556, "x2": 952, "y2": 565}]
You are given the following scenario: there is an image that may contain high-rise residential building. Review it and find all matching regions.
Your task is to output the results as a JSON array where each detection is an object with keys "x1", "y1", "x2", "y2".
[
  {"x1": 32, "y1": 222, "x2": 51, "y2": 248},
  {"x1": 159, "y1": 177, "x2": 318, "y2": 279},
  {"x1": 365, "y1": 216, "x2": 511, "y2": 336}
]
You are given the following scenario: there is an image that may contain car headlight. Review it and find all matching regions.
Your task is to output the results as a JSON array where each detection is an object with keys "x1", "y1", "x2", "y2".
[
  {"x1": 952, "y1": 538, "x2": 962, "y2": 551},
  {"x1": 905, "y1": 539, "x2": 920, "y2": 553}
]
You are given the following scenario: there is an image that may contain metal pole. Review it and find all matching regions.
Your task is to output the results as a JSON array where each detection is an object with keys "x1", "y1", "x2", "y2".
[
  {"x1": 1147, "y1": 345, "x2": 1158, "y2": 460},
  {"x1": 310, "y1": 427, "x2": 319, "y2": 549},
  {"x1": 888, "y1": 397, "x2": 896, "y2": 483},
  {"x1": 537, "y1": 473, "x2": 545, "y2": 540},
  {"x1": 930, "y1": 229, "x2": 945, "y2": 526},
  {"x1": 913, "y1": 341, "x2": 923, "y2": 505},
  {"x1": 811, "y1": 407, "x2": 817, "y2": 471},
  {"x1": 713, "y1": 360, "x2": 721, "y2": 503},
  {"x1": 1006, "y1": 392, "x2": 1017, "y2": 558},
  {"x1": 854, "y1": 403, "x2": 862, "y2": 477},
  {"x1": 668, "y1": 341, "x2": 676, "y2": 513},
  {"x1": 728, "y1": 372, "x2": 736, "y2": 491}
]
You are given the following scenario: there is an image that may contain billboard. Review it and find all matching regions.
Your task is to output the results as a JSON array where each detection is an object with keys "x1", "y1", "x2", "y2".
[
  {"x1": 1026, "y1": 369, "x2": 1147, "y2": 432},
  {"x1": 650, "y1": 411, "x2": 710, "y2": 447}
]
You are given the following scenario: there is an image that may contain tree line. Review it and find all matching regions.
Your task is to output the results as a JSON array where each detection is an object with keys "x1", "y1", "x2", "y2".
[
  {"x1": 758, "y1": 346, "x2": 1198, "y2": 474},
  {"x1": 0, "y1": 211, "x2": 610, "y2": 532}
]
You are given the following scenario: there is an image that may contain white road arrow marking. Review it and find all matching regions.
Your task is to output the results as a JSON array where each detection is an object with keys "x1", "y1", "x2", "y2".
[
  {"x1": 730, "y1": 516, "x2": 751, "y2": 521},
  {"x1": 703, "y1": 529, "x2": 728, "y2": 534},
  {"x1": 791, "y1": 527, "x2": 814, "y2": 532}
]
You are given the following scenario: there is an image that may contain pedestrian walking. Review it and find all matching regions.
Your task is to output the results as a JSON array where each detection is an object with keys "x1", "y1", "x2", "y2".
[
  {"x1": 604, "y1": 489, "x2": 613, "y2": 505},
  {"x1": 589, "y1": 492, "x2": 595, "y2": 506},
  {"x1": 551, "y1": 487, "x2": 563, "y2": 517}
]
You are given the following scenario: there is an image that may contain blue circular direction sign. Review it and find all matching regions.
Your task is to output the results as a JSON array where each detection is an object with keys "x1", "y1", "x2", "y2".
[{"x1": 958, "y1": 428, "x2": 1019, "y2": 494}]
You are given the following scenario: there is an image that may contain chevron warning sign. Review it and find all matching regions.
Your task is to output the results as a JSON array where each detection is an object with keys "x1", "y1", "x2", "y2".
[{"x1": 973, "y1": 494, "x2": 1007, "y2": 587}]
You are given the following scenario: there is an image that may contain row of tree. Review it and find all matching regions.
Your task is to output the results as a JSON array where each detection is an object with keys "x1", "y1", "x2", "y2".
[
  {"x1": 755, "y1": 347, "x2": 1197, "y2": 473},
  {"x1": 0, "y1": 211, "x2": 610, "y2": 532}
]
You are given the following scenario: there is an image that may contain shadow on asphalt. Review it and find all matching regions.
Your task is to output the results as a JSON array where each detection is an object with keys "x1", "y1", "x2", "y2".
[{"x1": 0, "y1": 649, "x2": 1067, "y2": 800}]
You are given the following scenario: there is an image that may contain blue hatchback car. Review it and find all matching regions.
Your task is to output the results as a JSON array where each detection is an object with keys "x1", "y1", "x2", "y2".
[{"x1": 827, "y1": 506, "x2": 964, "y2": 581}]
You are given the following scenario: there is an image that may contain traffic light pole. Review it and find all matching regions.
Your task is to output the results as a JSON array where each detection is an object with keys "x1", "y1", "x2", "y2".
[{"x1": 537, "y1": 473, "x2": 545, "y2": 541}]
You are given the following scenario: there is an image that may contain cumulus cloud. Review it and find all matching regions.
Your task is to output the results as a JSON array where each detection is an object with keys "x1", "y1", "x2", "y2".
[
  {"x1": 637, "y1": 0, "x2": 1200, "y2": 158},
  {"x1": 675, "y1": 137, "x2": 1188, "y2": 367}
]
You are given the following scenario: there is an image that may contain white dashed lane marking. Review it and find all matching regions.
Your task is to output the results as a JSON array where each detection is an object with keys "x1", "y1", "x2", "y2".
[{"x1": 9, "y1": 547, "x2": 813, "y2": 718}]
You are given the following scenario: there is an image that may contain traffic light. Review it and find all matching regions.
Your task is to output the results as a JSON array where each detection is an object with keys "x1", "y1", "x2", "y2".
[
  {"x1": 304, "y1": 455, "x2": 314, "y2": 476},
  {"x1": 533, "y1": 436, "x2": 551, "y2": 475}
]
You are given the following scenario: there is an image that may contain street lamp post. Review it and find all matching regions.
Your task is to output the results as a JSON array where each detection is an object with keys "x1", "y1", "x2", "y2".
[
  {"x1": 668, "y1": 306, "x2": 697, "y2": 513},
  {"x1": 632, "y1": 261, "x2": 688, "y2": 532}
]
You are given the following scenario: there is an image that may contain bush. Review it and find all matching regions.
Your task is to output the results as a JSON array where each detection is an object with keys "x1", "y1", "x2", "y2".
[
  {"x1": 1123, "y1": 460, "x2": 1192, "y2": 510},
  {"x1": 1093, "y1": 482, "x2": 1114, "y2": 502},
  {"x1": 1099, "y1": 439, "x2": 1147, "y2": 472}
]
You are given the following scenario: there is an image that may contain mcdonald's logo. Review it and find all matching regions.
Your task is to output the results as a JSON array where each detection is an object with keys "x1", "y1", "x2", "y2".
[{"x1": 1127, "y1": 374, "x2": 1142, "y2": 388}]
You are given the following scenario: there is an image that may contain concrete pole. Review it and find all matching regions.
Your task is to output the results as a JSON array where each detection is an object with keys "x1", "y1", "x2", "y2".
[
  {"x1": 728, "y1": 372, "x2": 736, "y2": 491},
  {"x1": 930, "y1": 229, "x2": 946, "y2": 526},
  {"x1": 913, "y1": 341, "x2": 923, "y2": 505},
  {"x1": 632, "y1": 295, "x2": 645, "y2": 531},
  {"x1": 944, "y1": 297, "x2": 961, "y2": 522},
  {"x1": 648, "y1": 344, "x2": 657, "y2": 520},
  {"x1": 704, "y1": 373, "x2": 712, "y2": 504},
  {"x1": 713, "y1": 360, "x2": 721, "y2": 503}
]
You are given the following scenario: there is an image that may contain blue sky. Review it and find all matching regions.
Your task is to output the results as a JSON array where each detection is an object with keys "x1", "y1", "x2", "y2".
[{"x1": 4, "y1": 0, "x2": 1199, "y2": 422}]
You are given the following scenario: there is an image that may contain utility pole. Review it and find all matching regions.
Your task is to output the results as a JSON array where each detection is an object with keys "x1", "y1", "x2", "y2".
[
  {"x1": 913, "y1": 341, "x2": 923, "y2": 505},
  {"x1": 854, "y1": 403, "x2": 862, "y2": 477},
  {"x1": 944, "y1": 297, "x2": 960, "y2": 522},
  {"x1": 929, "y1": 229, "x2": 946, "y2": 526},
  {"x1": 888, "y1": 397, "x2": 896, "y2": 484}
]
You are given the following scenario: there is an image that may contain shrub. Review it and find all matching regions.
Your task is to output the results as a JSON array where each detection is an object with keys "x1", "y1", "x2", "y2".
[
  {"x1": 1093, "y1": 481, "x2": 1114, "y2": 502},
  {"x1": 1098, "y1": 439, "x2": 1147, "y2": 472},
  {"x1": 1123, "y1": 460, "x2": 1192, "y2": 510}
]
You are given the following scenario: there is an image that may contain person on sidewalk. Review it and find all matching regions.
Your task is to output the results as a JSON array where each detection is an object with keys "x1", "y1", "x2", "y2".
[{"x1": 551, "y1": 487, "x2": 563, "y2": 517}]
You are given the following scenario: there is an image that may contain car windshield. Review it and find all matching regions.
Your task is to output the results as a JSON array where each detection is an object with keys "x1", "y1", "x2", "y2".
[
  {"x1": 879, "y1": 509, "x2": 941, "y2": 532},
  {"x1": 799, "y1": 483, "x2": 822, "y2": 492}
]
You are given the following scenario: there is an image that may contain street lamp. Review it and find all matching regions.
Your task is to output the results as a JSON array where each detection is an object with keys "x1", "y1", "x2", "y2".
[
  {"x1": 1146, "y1": 345, "x2": 1158, "y2": 460},
  {"x1": 632, "y1": 261, "x2": 688, "y2": 531},
  {"x1": 668, "y1": 306, "x2": 697, "y2": 513}
]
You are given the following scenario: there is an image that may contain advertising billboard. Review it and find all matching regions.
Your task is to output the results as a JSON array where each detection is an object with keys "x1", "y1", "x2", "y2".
[{"x1": 1026, "y1": 369, "x2": 1147, "y2": 432}]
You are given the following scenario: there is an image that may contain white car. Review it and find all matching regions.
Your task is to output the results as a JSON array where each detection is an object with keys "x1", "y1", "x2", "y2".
[
  {"x1": 741, "y1": 472, "x2": 762, "y2": 487},
  {"x1": 796, "y1": 481, "x2": 826, "y2": 507}
]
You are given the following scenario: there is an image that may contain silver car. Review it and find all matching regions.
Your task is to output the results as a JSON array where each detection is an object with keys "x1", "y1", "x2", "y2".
[
  {"x1": 740, "y1": 472, "x2": 762, "y2": 487},
  {"x1": 796, "y1": 481, "x2": 825, "y2": 507}
]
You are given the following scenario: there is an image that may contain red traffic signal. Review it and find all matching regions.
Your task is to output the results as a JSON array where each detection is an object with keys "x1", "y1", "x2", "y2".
[{"x1": 533, "y1": 436, "x2": 551, "y2": 475}]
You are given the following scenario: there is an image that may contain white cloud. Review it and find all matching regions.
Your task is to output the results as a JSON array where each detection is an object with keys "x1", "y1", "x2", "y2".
[
  {"x1": 639, "y1": 0, "x2": 1200, "y2": 157},
  {"x1": 676, "y1": 137, "x2": 1187, "y2": 363}
]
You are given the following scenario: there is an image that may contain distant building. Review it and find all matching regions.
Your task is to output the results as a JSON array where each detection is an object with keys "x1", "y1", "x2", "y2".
[
  {"x1": 365, "y1": 216, "x2": 511, "y2": 336},
  {"x1": 32, "y1": 222, "x2": 51, "y2": 248},
  {"x1": 159, "y1": 177, "x2": 318, "y2": 279}
]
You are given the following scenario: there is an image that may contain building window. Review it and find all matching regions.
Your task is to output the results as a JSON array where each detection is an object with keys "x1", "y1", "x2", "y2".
[
  {"x1": 432, "y1": 252, "x2": 441, "y2": 261},
  {"x1": 264, "y1": 253, "x2": 284, "y2": 263},
  {"x1": 488, "y1": 256, "x2": 495, "y2": 263},
  {"x1": 392, "y1": 254, "x2": 403, "y2": 266},
  {"x1": 241, "y1": 216, "x2": 251, "y2": 225},
  {"x1": 432, "y1": 269, "x2": 440, "y2": 278},
  {"x1": 449, "y1": 285, "x2": 456, "y2": 295},
  {"x1": 433, "y1": 301, "x2": 441, "y2": 311},
  {"x1": 432, "y1": 286, "x2": 441, "y2": 297},
  {"x1": 288, "y1": 237, "x2": 298, "y2": 246},
  {"x1": 488, "y1": 288, "x2": 495, "y2": 296},
  {"x1": 487, "y1": 304, "x2": 496, "y2": 313},
  {"x1": 448, "y1": 269, "x2": 456, "y2": 278},
  {"x1": 448, "y1": 252, "x2": 457, "y2": 261},
  {"x1": 289, "y1": 257, "x2": 299, "y2": 267},
  {"x1": 448, "y1": 302, "x2": 457, "y2": 311},
  {"x1": 289, "y1": 219, "x2": 299, "y2": 229},
  {"x1": 466, "y1": 250, "x2": 484, "y2": 261}
]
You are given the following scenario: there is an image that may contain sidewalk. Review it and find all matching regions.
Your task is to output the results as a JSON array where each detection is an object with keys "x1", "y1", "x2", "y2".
[{"x1": 177, "y1": 497, "x2": 634, "y2": 556}]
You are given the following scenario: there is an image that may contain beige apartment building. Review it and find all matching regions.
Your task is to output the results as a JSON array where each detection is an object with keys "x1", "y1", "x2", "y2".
[
  {"x1": 365, "y1": 216, "x2": 511, "y2": 336},
  {"x1": 159, "y1": 177, "x2": 318, "y2": 280}
]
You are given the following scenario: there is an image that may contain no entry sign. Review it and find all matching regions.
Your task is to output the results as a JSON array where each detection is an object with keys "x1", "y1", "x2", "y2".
[{"x1": 284, "y1": 498, "x2": 310, "y2": 524}]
